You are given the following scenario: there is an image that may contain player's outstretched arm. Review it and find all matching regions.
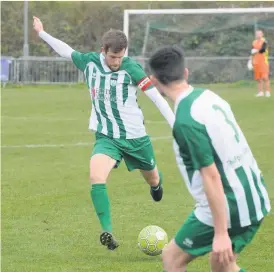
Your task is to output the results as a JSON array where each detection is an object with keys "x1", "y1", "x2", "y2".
[
  {"x1": 33, "y1": 16, "x2": 74, "y2": 59},
  {"x1": 128, "y1": 62, "x2": 175, "y2": 128},
  {"x1": 144, "y1": 86, "x2": 175, "y2": 128}
]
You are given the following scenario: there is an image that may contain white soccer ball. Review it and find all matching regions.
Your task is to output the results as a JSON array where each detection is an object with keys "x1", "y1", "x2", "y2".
[{"x1": 137, "y1": 225, "x2": 168, "y2": 256}]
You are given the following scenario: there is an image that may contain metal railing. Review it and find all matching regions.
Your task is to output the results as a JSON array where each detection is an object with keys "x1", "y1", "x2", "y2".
[
  {"x1": 2, "y1": 56, "x2": 84, "y2": 85},
  {"x1": 1, "y1": 56, "x2": 273, "y2": 85}
]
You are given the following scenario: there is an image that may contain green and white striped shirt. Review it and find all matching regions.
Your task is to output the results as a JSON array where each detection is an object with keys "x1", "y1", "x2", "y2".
[
  {"x1": 173, "y1": 86, "x2": 271, "y2": 228},
  {"x1": 72, "y1": 51, "x2": 154, "y2": 139}
]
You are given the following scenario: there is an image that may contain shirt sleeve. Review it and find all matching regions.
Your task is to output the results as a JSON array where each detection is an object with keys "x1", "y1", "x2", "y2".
[
  {"x1": 144, "y1": 87, "x2": 175, "y2": 128},
  {"x1": 130, "y1": 63, "x2": 154, "y2": 91},
  {"x1": 39, "y1": 31, "x2": 74, "y2": 60},
  {"x1": 71, "y1": 51, "x2": 90, "y2": 72},
  {"x1": 174, "y1": 124, "x2": 214, "y2": 170},
  {"x1": 259, "y1": 41, "x2": 268, "y2": 53}
]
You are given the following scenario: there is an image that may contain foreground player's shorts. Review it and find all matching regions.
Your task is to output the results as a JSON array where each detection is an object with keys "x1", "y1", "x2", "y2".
[{"x1": 174, "y1": 212, "x2": 262, "y2": 256}]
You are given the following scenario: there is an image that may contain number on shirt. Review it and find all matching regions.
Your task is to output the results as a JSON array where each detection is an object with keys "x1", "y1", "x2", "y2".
[{"x1": 212, "y1": 104, "x2": 240, "y2": 143}]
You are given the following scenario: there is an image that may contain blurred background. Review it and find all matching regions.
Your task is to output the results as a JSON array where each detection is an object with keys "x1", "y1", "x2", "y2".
[{"x1": 1, "y1": 1, "x2": 274, "y2": 85}]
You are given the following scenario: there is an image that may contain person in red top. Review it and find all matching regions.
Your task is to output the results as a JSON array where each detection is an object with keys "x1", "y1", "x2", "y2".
[{"x1": 251, "y1": 30, "x2": 271, "y2": 97}]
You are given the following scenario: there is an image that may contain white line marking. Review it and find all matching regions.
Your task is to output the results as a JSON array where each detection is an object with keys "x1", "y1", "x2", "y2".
[
  {"x1": 2, "y1": 116, "x2": 167, "y2": 124},
  {"x1": 145, "y1": 120, "x2": 167, "y2": 124},
  {"x1": 2, "y1": 116, "x2": 77, "y2": 121},
  {"x1": 1, "y1": 136, "x2": 172, "y2": 149}
]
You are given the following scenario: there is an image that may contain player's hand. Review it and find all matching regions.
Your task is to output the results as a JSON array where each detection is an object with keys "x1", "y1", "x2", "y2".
[
  {"x1": 251, "y1": 48, "x2": 258, "y2": 55},
  {"x1": 212, "y1": 232, "x2": 234, "y2": 265},
  {"x1": 33, "y1": 16, "x2": 44, "y2": 33}
]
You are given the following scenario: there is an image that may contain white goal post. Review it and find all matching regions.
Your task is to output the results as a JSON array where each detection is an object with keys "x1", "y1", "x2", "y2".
[{"x1": 123, "y1": 7, "x2": 274, "y2": 57}]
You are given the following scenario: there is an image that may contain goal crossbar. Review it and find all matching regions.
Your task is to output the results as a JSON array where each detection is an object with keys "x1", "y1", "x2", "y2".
[{"x1": 123, "y1": 7, "x2": 274, "y2": 56}]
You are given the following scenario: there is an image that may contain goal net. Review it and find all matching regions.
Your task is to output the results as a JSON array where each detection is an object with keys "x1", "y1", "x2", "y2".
[{"x1": 124, "y1": 8, "x2": 274, "y2": 84}]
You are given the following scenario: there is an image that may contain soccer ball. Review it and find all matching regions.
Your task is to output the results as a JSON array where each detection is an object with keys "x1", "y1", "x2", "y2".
[{"x1": 138, "y1": 225, "x2": 168, "y2": 256}]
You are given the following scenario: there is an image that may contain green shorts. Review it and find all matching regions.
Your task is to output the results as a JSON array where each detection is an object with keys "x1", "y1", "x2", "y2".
[
  {"x1": 175, "y1": 212, "x2": 262, "y2": 256},
  {"x1": 91, "y1": 132, "x2": 156, "y2": 171}
]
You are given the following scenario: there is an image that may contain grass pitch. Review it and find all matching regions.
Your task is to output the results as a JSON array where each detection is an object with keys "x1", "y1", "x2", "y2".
[{"x1": 2, "y1": 82, "x2": 273, "y2": 272}]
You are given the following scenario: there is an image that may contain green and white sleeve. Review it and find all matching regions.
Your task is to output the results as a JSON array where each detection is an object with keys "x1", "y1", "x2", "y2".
[{"x1": 174, "y1": 124, "x2": 214, "y2": 170}]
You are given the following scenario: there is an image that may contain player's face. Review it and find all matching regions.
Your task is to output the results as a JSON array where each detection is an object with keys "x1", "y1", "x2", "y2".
[
  {"x1": 103, "y1": 49, "x2": 125, "y2": 71},
  {"x1": 256, "y1": 31, "x2": 263, "y2": 39}
]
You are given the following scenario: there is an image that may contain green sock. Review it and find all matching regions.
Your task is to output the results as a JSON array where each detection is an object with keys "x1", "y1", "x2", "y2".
[
  {"x1": 91, "y1": 184, "x2": 112, "y2": 233},
  {"x1": 151, "y1": 171, "x2": 163, "y2": 191},
  {"x1": 239, "y1": 269, "x2": 246, "y2": 272}
]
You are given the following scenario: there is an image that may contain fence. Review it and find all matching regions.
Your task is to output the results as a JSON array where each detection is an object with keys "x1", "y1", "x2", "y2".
[
  {"x1": 135, "y1": 56, "x2": 274, "y2": 84},
  {"x1": 1, "y1": 56, "x2": 273, "y2": 85},
  {"x1": 1, "y1": 57, "x2": 84, "y2": 85}
]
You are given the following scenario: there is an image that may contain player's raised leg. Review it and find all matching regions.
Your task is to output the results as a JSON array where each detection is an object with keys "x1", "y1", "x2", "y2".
[
  {"x1": 140, "y1": 166, "x2": 163, "y2": 202},
  {"x1": 122, "y1": 135, "x2": 164, "y2": 201}
]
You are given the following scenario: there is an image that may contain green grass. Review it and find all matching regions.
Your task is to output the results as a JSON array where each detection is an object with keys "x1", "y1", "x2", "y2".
[{"x1": 2, "y1": 82, "x2": 274, "y2": 272}]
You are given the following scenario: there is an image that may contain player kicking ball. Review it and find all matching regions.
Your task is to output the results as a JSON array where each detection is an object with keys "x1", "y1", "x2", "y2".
[
  {"x1": 33, "y1": 17, "x2": 175, "y2": 250},
  {"x1": 149, "y1": 46, "x2": 271, "y2": 272}
]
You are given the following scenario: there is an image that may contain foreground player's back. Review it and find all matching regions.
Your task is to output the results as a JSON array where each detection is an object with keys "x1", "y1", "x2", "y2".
[{"x1": 173, "y1": 87, "x2": 271, "y2": 227}]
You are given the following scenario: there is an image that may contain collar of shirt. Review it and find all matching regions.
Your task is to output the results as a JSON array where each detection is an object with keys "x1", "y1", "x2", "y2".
[{"x1": 174, "y1": 85, "x2": 194, "y2": 112}]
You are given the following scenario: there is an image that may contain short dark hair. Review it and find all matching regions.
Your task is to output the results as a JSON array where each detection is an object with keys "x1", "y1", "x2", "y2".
[
  {"x1": 149, "y1": 45, "x2": 185, "y2": 85},
  {"x1": 102, "y1": 29, "x2": 128, "y2": 53}
]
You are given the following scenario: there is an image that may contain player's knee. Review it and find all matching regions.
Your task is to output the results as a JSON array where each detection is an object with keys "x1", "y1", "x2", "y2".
[
  {"x1": 89, "y1": 171, "x2": 106, "y2": 184},
  {"x1": 162, "y1": 246, "x2": 175, "y2": 270},
  {"x1": 89, "y1": 154, "x2": 116, "y2": 184},
  {"x1": 162, "y1": 243, "x2": 187, "y2": 271},
  {"x1": 209, "y1": 253, "x2": 234, "y2": 272}
]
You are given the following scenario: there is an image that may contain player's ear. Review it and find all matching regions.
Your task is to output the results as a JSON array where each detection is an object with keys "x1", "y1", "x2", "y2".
[
  {"x1": 184, "y1": 68, "x2": 189, "y2": 81},
  {"x1": 101, "y1": 47, "x2": 106, "y2": 56}
]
